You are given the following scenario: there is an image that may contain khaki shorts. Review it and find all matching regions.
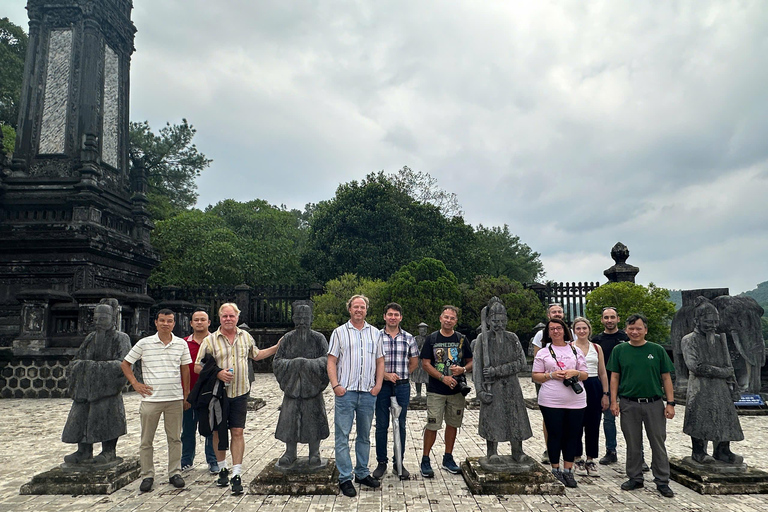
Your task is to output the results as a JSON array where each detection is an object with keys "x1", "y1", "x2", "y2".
[{"x1": 426, "y1": 392, "x2": 465, "y2": 430}]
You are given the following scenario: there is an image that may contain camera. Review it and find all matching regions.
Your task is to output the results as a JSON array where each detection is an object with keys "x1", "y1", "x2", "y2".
[
  {"x1": 443, "y1": 361, "x2": 472, "y2": 397},
  {"x1": 563, "y1": 376, "x2": 584, "y2": 394}
]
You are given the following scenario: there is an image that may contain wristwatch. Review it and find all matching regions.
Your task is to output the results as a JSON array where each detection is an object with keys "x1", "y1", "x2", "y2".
[
  {"x1": 602, "y1": 392, "x2": 609, "y2": 396},
  {"x1": 666, "y1": 401, "x2": 676, "y2": 407}
]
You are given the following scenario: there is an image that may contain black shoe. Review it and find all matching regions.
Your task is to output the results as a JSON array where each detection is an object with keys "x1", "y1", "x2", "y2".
[
  {"x1": 599, "y1": 451, "x2": 617, "y2": 465},
  {"x1": 561, "y1": 470, "x2": 578, "y2": 488},
  {"x1": 217, "y1": 467, "x2": 229, "y2": 487},
  {"x1": 420, "y1": 456, "x2": 434, "y2": 478},
  {"x1": 642, "y1": 461, "x2": 650, "y2": 472},
  {"x1": 231, "y1": 475, "x2": 243, "y2": 495},
  {"x1": 621, "y1": 479, "x2": 644, "y2": 491},
  {"x1": 139, "y1": 477, "x2": 153, "y2": 492},
  {"x1": 354, "y1": 474, "x2": 381, "y2": 488},
  {"x1": 372, "y1": 462, "x2": 387, "y2": 479},
  {"x1": 657, "y1": 484, "x2": 674, "y2": 498},
  {"x1": 393, "y1": 465, "x2": 410, "y2": 480},
  {"x1": 339, "y1": 479, "x2": 357, "y2": 497},
  {"x1": 169, "y1": 474, "x2": 185, "y2": 488}
]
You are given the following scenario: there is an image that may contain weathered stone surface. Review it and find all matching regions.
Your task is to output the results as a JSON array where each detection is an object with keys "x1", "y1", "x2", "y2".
[
  {"x1": 670, "y1": 457, "x2": 768, "y2": 494},
  {"x1": 20, "y1": 457, "x2": 139, "y2": 495},
  {"x1": 249, "y1": 457, "x2": 339, "y2": 495},
  {"x1": 461, "y1": 457, "x2": 564, "y2": 495}
]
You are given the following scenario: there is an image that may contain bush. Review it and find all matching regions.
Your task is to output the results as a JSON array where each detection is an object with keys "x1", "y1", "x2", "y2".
[{"x1": 311, "y1": 273, "x2": 387, "y2": 331}]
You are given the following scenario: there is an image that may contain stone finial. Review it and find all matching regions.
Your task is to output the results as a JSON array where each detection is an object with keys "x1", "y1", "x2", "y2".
[{"x1": 603, "y1": 242, "x2": 639, "y2": 283}]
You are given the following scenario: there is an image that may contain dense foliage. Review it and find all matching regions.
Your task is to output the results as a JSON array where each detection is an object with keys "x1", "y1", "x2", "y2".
[
  {"x1": 311, "y1": 273, "x2": 387, "y2": 331},
  {"x1": 585, "y1": 282, "x2": 676, "y2": 344},
  {"x1": 460, "y1": 275, "x2": 546, "y2": 338},
  {"x1": 0, "y1": 18, "x2": 27, "y2": 128}
]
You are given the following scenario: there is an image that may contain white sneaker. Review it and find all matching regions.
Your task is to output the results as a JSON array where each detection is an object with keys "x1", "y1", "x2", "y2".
[
  {"x1": 585, "y1": 460, "x2": 599, "y2": 477},
  {"x1": 574, "y1": 458, "x2": 588, "y2": 476}
]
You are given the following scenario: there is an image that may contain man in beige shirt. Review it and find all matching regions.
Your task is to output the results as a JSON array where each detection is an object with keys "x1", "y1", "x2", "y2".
[{"x1": 194, "y1": 303, "x2": 279, "y2": 495}]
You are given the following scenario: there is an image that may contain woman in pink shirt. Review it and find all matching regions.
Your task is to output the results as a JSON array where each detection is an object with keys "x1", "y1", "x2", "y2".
[{"x1": 532, "y1": 318, "x2": 588, "y2": 488}]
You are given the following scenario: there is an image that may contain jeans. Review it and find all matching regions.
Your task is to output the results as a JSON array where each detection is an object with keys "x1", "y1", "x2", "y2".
[
  {"x1": 335, "y1": 390, "x2": 376, "y2": 483},
  {"x1": 603, "y1": 408, "x2": 617, "y2": 452},
  {"x1": 180, "y1": 407, "x2": 217, "y2": 467},
  {"x1": 375, "y1": 382, "x2": 410, "y2": 464}
]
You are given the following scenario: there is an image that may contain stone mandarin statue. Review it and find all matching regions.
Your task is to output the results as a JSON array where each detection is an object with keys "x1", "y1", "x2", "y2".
[
  {"x1": 272, "y1": 301, "x2": 330, "y2": 469},
  {"x1": 681, "y1": 296, "x2": 744, "y2": 465},
  {"x1": 61, "y1": 300, "x2": 131, "y2": 466},
  {"x1": 412, "y1": 322, "x2": 430, "y2": 397},
  {"x1": 473, "y1": 297, "x2": 532, "y2": 467}
]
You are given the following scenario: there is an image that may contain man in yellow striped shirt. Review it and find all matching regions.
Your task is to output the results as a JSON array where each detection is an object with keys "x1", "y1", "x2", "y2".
[{"x1": 194, "y1": 302, "x2": 279, "y2": 495}]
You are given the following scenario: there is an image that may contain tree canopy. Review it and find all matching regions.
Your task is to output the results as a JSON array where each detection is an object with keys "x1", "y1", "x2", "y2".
[
  {"x1": 471, "y1": 224, "x2": 544, "y2": 284},
  {"x1": 311, "y1": 273, "x2": 387, "y2": 331},
  {"x1": 129, "y1": 119, "x2": 212, "y2": 221},
  {"x1": 0, "y1": 18, "x2": 27, "y2": 128},
  {"x1": 149, "y1": 199, "x2": 308, "y2": 287},
  {"x1": 585, "y1": 282, "x2": 676, "y2": 344},
  {"x1": 386, "y1": 166, "x2": 463, "y2": 218}
]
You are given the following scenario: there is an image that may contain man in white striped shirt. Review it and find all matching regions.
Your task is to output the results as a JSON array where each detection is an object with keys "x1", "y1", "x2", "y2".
[
  {"x1": 121, "y1": 309, "x2": 192, "y2": 493},
  {"x1": 327, "y1": 295, "x2": 384, "y2": 498}
]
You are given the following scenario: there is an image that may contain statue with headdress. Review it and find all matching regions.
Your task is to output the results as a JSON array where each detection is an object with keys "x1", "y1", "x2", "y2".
[
  {"x1": 272, "y1": 300, "x2": 330, "y2": 469},
  {"x1": 61, "y1": 298, "x2": 131, "y2": 466},
  {"x1": 681, "y1": 296, "x2": 744, "y2": 465},
  {"x1": 412, "y1": 322, "x2": 430, "y2": 397},
  {"x1": 473, "y1": 297, "x2": 532, "y2": 467}
]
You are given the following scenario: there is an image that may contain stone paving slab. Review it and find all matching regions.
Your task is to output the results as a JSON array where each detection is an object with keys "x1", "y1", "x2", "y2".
[{"x1": 1, "y1": 375, "x2": 768, "y2": 511}]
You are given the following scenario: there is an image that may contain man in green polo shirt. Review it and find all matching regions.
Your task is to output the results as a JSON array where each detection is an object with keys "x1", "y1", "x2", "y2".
[{"x1": 607, "y1": 313, "x2": 676, "y2": 499}]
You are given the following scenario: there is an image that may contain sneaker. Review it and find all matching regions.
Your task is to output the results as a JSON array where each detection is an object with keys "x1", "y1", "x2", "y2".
[
  {"x1": 393, "y1": 465, "x2": 410, "y2": 480},
  {"x1": 442, "y1": 453, "x2": 461, "y2": 474},
  {"x1": 574, "y1": 459, "x2": 587, "y2": 476},
  {"x1": 181, "y1": 463, "x2": 192, "y2": 472},
  {"x1": 354, "y1": 475, "x2": 380, "y2": 488},
  {"x1": 139, "y1": 477, "x2": 153, "y2": 492},
  {"x1": 561, "y1": 469, "x2": 578, "y2": 488},
  {"x1": 217, "y1": 467, "x2": 229, "y2": 487},
  {"x1": 657, "y1": 484, "x2": 674, "y2": 498},
  {"x1": 621, "y1": 479, "x2": 644, "y2": 491},
  {"x1": 585, "y1": 460, "x2": 599, "y2": 477},
  {"x1": 542, "y1": 450, "x2": 550, "y2": 463},
  {"x1": 230, "y1": 475, "x2": 243, "y2": 495},
  {"x1": 642, "y1": 461, "x2": 650, "y2": 472},
  {"x1": 420, "y1": 456, "x2": 434, "y2": 478},
  {"x1": 372, "y1": 462, "x2": 387, "y2": 479},
  {"x1": 551, "y1": 468, "x2": 567, "y2": 486},
  {"x1": 339, "y1": 479, "x2": 357, "y2": 497},
  {"x1": 599, "y1": 450, "x2": 617, "y2": 465},
  {"x1": 209, "y1": 462, "x2": 220, "y2": 474},
  {"x1": 169, "y1": 474, "x2": 185, "y2": 488}
]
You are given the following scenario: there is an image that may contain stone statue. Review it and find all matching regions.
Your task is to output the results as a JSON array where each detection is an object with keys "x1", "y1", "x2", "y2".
[
  {"x1": 681, "y1": 297, "x2": 744, "y2": 465},
  {"x1": 272, "y1": 301, "x2": 330, "y2": 469},
  {"x1": 473, "y1": 297, "x2": 532, "y2": 468},
  {"x1": 61, "y1": 299, "x2": 131, "y2": 466},
  {"x1": 412, "y1": 322, "x2": 430, "y2": 396}
]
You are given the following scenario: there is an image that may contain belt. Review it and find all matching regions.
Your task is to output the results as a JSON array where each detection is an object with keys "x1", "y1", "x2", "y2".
[
  {"x1": 620, "y1": 396, "x2": 662, "y2": 403},
  {"x1": 394, "y1": 379, "x2": 409, "y2": 386}
]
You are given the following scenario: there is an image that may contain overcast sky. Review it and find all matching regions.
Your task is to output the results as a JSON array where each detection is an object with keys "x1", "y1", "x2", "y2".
[{"x1": 6, "y1": 1, "x2": 768, "y2": 294}]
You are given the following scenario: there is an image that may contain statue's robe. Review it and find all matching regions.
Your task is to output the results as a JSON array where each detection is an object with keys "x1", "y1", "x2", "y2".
[
  {"x1": 61, "y1": 330, "x2": 131, "y2": 444},
  {"x1": 273, "y1": 329, "x2": 330, "y2": 443}
]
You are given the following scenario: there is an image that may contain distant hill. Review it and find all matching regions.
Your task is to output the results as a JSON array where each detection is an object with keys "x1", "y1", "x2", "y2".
[
  {"x1": 668, "y1": 289, "x2": 682, "y2": 310},
  {"x1": 739, "y1": 281, "x2": 768, "y2": 308}
]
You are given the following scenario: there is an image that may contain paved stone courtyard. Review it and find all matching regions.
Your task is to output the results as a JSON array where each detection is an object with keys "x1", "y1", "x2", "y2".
[{"x1": 2, "y1": 374, "x2": 768, "y2": 511}]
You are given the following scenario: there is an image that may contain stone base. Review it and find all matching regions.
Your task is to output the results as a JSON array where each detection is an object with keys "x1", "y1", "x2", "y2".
[
  {"x1": 247, "y1": 397, "x2": 265, "y2": 411},
  {"x1": 461, "y1": 456, "x2": 564, "y2": 495},
  {"x1": 409, "y1": 395, "x2": 427, "y2": 410},
  {"x1": 670, "y1": 457, "x2": 768, "y2": 494},
  {"x1": 249, "y1": 457, "x2": 339, "y2": 495},
  {"x1": 524, "y1": 398, "x2": 539, "y2": 410},
  {"x1": 20, "y1": 457, "x2": 140, "y2": 495},
  {"x1": 465, "y1": 397, "x2": 480, "y2": 410}
]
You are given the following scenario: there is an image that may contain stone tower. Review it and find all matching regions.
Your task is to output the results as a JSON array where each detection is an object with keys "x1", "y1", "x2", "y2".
[{"x1": 0, "y1": 0, "x2": 159, "y2": 354}]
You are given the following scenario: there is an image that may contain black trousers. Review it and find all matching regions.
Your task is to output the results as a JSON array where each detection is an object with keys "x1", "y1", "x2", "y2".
[{"x1": 540, "y1": 405, "x2": 586, "y2": 465}]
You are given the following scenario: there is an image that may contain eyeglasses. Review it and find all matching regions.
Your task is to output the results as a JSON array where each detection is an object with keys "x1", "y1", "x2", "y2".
[
  {"x1": 548, "y1": 326, "x2": 564, "y2": 332},
  {"x1": 601, "y1": 306, "x2": 617, "y2": 312},
  {"x1": 548, "y1": 302, "x2": 563, "y2": 308}
]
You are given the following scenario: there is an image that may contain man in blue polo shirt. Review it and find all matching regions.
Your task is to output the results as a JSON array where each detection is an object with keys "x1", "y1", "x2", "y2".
[{"x1": 372, "y1": 302, "x2": 419, "y2": 480}]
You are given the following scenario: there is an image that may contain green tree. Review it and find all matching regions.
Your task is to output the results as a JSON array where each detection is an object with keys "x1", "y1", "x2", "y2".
[
  {"x1": 1, "y1": 124, "x2": 14, "y2": 155},
  {"x1": 129, "y1": 119, "x2": 212, "y2": 221},
  {"x1": 383, "y1": 258, "x2": 461, "y2": 334},
  {"x1": 585, "y1": 282, "x2": 676, "y2": 344},
  {"x1": 301, "y1": 172, "x2": 476, "y2": 283},
  {"x1": 387, "y1": 166, "x2": 463, "y2": 218},
  {"x1": 311, "y1": 273, "x2": 387, "y2": 331},
  {"x1": 0, "y1": 18, "x2": 28, "y2": 128},
  {"x1": 471, "y1": 224, "x2": 544, "y2": 284},
  {"x1": 459, "y1": 275, "x2": 546, "y2": 338},
  {"x1": 149, "y1": 199, "x2": 308, "y2": 287}
]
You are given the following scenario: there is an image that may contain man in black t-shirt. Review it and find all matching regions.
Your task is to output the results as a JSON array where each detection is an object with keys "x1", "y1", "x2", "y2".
[
  {"x1": 592, "y1": 307, "x2": 629, "y2": 465},
  {"x1": 419, "y1": 305, "x2": 473, "y2": 478}
]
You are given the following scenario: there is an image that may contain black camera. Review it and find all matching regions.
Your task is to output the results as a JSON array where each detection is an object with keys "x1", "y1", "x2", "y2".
[
  {"x1": 443, "y1": 361, "x2": 472, "y2": 397},
  {"x1": 563, "y1": 376, "x2": 583, "y2": 394}
]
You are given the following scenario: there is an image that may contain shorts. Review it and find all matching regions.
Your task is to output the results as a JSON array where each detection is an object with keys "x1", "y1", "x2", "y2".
[
  {"x1": 426, "y1": 392, "x2": 465, "y2": 430},
  {"x1": 226, "y1": 393, "x2": 248, "y2": 429}
]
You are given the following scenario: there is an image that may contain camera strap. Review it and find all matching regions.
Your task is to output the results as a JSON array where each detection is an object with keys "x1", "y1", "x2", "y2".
[{"x1": 547, "y1": 343, "x2": 578, "y2": 369}]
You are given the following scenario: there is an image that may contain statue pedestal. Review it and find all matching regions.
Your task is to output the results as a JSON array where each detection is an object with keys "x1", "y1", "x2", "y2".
[
  {"x1": 249, "y1": 457, "x2": 339, "y2": 495},
  {"x1": 461, "y1": 456, "x2": 564, "y2": 495},
  {"x1": 20, "y1": 457, "x2": 139, "y2": 495},
  {"x1": 670, "y1": 457, "x2": 768, "y2": 494}
]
